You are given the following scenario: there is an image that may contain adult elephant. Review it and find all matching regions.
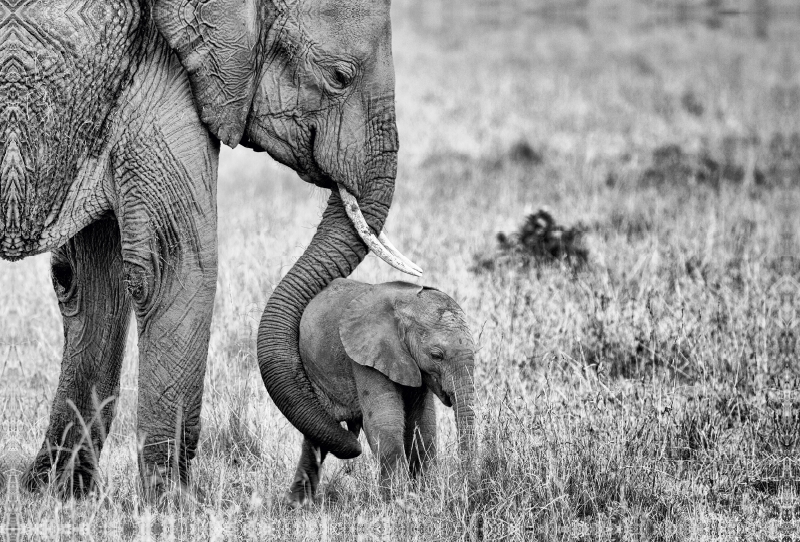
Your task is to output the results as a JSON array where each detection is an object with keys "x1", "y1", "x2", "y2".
[{"x1": 3, "y1": 0, "x2": 419, "y2": 497}]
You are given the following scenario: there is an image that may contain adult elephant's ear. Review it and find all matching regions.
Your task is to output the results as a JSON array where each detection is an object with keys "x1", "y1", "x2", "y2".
[
  {"x1": 340, "y1": 282, "x2": 423, "y2": 388},
  {"x1": 153, "y1": 0, "x2": 268, "y2": 147}
]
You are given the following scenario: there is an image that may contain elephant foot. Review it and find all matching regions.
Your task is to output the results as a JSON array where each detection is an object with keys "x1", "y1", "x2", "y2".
[
  {"x1": 23, "y1": 457, "x2": 97, "y2": 499},
  {"x1": 139, "y1": 464, "x2": 204, "y2": 509},
  {"x1": 150, "y1": 482, "x2": 204, "y2": 510},
  {"x1": 285, "y1": 473, "x2": 317, "y2": 509}
]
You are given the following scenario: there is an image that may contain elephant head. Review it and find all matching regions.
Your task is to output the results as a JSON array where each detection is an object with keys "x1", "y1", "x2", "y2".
[
  {"x1": 340, "y1": 283, "x2": 476, "y2": 464},
  {"x1": 154, "y1": 0, "x2": 420, "y2": 458}
]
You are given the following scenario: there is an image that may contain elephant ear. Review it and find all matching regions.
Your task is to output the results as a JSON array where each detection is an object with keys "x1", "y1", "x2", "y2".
[
  {"x1": 340, "y1": 282, "x2": 423, "y2": 388},
  {"x1": 153, "y1": 0, "x2": 268, "y2": 147}
]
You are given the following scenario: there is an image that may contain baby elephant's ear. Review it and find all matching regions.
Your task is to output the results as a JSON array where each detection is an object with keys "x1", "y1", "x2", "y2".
[{"x1": 340, "y1": 282, "x2": 424, "y2": 388}]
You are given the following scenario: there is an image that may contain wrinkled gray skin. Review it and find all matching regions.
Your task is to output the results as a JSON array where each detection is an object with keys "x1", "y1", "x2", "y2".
[
  {"x1": 1, "y1": 0, "x2": 400, "y2": 498},
  {"x1": 287, "y1": 279, "x2": 476, "y2": 507}
]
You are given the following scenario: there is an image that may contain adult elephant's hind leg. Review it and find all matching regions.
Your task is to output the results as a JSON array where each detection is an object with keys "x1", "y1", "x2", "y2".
[{"x1": 24, "y1": 218, "x2": 131, "y2": 497}]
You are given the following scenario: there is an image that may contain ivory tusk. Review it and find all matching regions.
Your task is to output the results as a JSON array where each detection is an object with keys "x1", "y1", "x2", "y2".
[
  {"x1": 338, "y1": 186, "x2": 423, "y2": 277},
  {"x1": 378, "y1": 231, "x2": 423, "y2": 275}
]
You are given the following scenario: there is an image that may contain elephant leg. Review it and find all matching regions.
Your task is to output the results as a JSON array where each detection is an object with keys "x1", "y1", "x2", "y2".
[
  {"x1": 286, "y1": 438, "x2": 325, "y2": 508},
  {"x1": 120, "y1": 202, "x2": 216, "y2": 497},
  {"x1": 24, "y1": 218, "x2": 131, "y2": 497},
  {"x1": 353, "y1": 364, "x2": 406, "y2": 495},
  {"x1": 286, "y1": 420, "x2": 361, "y2": 507},
  {"x1": 120, "y1": 198, "x2": 216, "y2": 497},
  {"x1": 403, "y1": 388, "x2": 437, "y2": 479},
  {"x1": 113, "y1": 110, "x2": 218, "y2": 500}
]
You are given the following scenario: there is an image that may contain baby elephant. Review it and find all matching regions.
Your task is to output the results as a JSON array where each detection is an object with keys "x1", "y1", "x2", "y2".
[{"x1": 287, "y1": 278, "x2": 476, "y2": 507}]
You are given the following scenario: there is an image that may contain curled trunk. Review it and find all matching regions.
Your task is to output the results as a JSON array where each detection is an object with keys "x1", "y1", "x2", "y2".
[{"x1": 257, "y1": 178, "x2": 394, "y2": 459}]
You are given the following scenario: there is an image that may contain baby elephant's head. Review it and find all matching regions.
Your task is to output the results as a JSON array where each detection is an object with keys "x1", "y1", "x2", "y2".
[
  {"x1": 396, "y1": 288, "x2": 475, "y2": 408},
  {"x1": 341, "y1": 282, "x2": 476, "y2": 458}
]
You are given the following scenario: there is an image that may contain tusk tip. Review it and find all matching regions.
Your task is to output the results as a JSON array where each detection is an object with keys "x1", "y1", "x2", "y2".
[{"x1": 339, "y1": 184, "x2": 424, "y2": 277}]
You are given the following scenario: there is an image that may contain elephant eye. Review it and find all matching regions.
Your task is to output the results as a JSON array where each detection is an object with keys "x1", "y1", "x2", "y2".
[
  {"x1": 333, "y1": 69, "x2": 351, "y2": 88},
  {"x1": 431, "y1": 350, "x2": 444, "y2": 361},
  {"x1": 324, "y1": 63, "x2": 356, "y2": 91}
]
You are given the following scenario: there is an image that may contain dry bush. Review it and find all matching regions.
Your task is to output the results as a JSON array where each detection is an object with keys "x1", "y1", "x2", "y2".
[{"x1": 473, "y1": 209, "x2": 589, "y2": 273}]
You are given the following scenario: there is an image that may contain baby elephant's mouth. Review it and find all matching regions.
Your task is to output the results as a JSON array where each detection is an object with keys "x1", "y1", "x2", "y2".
[{"x1": 424, "y1": 374, "x2": 452, "y2": 407}]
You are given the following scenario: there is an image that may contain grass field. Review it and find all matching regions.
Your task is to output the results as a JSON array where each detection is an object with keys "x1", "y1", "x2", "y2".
[{"x1": 2, "y1": 1, "x2": 799, "y2": 540}]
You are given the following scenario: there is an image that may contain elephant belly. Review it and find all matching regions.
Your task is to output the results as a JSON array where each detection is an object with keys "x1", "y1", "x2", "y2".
[{"x1": 0, "y1": 1, "x2": 141, "y2": 259}]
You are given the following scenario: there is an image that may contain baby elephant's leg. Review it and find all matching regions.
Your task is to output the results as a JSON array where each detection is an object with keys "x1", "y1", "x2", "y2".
[
  {"x1": 286, "y1": 438, "x2": 325, "y2": 508},
  {"x1": 286, "y1": 421, "x2": 360, "y2": 507},
  {"x1": 403, "y1": 388, "x2": 437, "y2": 479},
  {"x1": 353, "y1": 364, "x2": 406, "y2": 494}
]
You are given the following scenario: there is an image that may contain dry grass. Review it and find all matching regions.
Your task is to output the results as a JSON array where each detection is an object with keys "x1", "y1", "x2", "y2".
[{"x1": 2, "y1": 1, "x2": 799, "y2": 540}]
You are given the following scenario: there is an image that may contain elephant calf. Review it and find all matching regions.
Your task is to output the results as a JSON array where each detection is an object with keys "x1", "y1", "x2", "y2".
[{"x1": 286, "y1": 278, "x2": 476, "y2": 507}]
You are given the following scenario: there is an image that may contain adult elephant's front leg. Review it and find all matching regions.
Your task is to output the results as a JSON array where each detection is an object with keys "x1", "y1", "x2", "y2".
[
  {"x1": 24, "y1": 218, "x2": 131, "y2": 496},
  {"x1": 115, "y1": 137, "x2": 218, "y2": 498}
]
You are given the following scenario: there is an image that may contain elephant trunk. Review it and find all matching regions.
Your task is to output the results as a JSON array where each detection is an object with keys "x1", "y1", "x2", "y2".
[
  {"x1": 257, "y1": 152, "x2": 396, "y2": 459},
  {"x1": 449, "y1": 359, "x2": 476, "y2": 467}
]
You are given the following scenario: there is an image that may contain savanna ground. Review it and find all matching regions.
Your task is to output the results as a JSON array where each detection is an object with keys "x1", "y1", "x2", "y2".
[{"x1": 2, "y1": 1, "x2": 800, "y2": 540}]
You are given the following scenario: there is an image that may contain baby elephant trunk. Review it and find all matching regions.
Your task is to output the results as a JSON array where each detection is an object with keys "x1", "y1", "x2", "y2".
[{"x1": 447, "y1": 359, "x2": 476, "y2": 466}]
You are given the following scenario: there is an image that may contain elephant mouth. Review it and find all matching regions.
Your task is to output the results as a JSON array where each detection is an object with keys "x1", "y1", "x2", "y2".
[
  {"x1": 297, "y1": 127, "x2": 338, "y2": 190},
  {"x1": 296, "y1": 126, "x2": 422, "y2": 277},
  {"x1": 299, "y1": 170, "x2": 334, "y2": 190},
  {"x1": 434, "y1": 384, "x2": 453, "y2": 407}
]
